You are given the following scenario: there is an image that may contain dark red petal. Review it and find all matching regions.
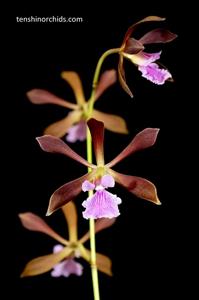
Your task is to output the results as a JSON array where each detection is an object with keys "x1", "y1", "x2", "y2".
[
  {"x1": 87, "y1": 118, "x2": 105, "y2": 166},
  {"x1": 118, "y1": 56, "x2": 133, "y2": 98},
  {"x1": 139, "y1": 28, "x2": 177, "y2": 45},
  {"x1": 122, "y1": 16, "x2": 165, "y2": 46},
  {"x1": 19, "y1": 213, "x2": 68, "y2": 244},
  {"x1": 36, "y1": 135, "x2": 95, "y2": 168},
  {"x1": 107, "y1": 128, "x2": 159, "y2": 168},
  {"x1": 79, "y1": 218, "x2": 116, "y2": 243},
  {"x1": 124, "y1": 38, "x2": 144, "y2": 54},
  {"x1": 26, "y1": 89, "x2": 78, "y2": 109},
  {"x1": 47, "y1": 172, "x2": 95, "y2": 216},
  {"x1": 110, "y1": 169, "x2": 161, "y2": 205}
]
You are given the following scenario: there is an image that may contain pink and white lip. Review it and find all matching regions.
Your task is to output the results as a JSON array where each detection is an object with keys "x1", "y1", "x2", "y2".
[
  {"x1": 51, "y1": 244, "x2": 83, "y2": 278},
  {"x1": 66, "y1": 121, "x2": 87, "y2": 143},
  {"x1": 82, "y1": 175, "x2": 122, "y2": 219}
]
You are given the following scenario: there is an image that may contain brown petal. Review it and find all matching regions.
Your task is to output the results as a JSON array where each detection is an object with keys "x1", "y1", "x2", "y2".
[
  {"x1": 79, "y1": 247, "x2": 112, "y2": 276},
  {"x1": 61, "y1": 71, "x2": 86, "y2": 105},
  {"x1": 78, "y1": 244, "x2": 90, "y2": 261},
  {"x1": 124, "y1": 38, "x2": 144, "y2": 54},
  {"x1": 27, "y1": 89, "x2": 78, "y2": 109},
  {"x1": 122, "y1": 16, "x2": 166, "y2": 46},
  {"x1": 19, "y1": 213, "x2": 68, "y2": 245},
  {"x1": 110, "y1": 169, "x2": 161, "y2": 205},
  {"x1": 21, "y1": 247, "x2": 72, "y2": 277},
  {"x1": 79, "y1": 218, "x2": 116, "y2": 244},
  {"x1": 118, "y1": 56, "x2": 133, "y2": 98},
  {"x1": 36, "y1": 135, "x2": 95, "y2": 168},
  {"x1": 92, "y1": 109, "x2": 128, "y2": 134},
  {"x1": 96, "y1": 252, "x2": 113, "y2": 276},
  {"x1": 44, "y1": 110, "x2": 82, "y2": 138},
  {"x1": 107, "y1": 128, "x2": 159, "y2": 168},
  {"x1": 87, "y1": 118, "x2": 105, "y2": 166},
  {"x1": 62, "y1": 202, "x2": 78, "y2": 242},
  {"x1": 94, "y1": 70, "x2": 117, "y2": 101},
  {"x1": 139, "y1": 28, "x2": 177, "y2": 45},
  {"x1": 47, "y1": 172, "x2": 95, "y2": 216}
]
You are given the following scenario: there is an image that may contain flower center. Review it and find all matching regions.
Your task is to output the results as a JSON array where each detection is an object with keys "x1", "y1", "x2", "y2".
[
  {"x1": 95, "y1": 166, "x2": 106, "y2": 179},
  {"x1": 68, "y1": 242, "x2": 81, "y2": 258}
]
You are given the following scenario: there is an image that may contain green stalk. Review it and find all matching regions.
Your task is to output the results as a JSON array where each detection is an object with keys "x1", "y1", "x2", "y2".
[{"x1": 86, "y1": 48, "x2": 120, "y2": 300}]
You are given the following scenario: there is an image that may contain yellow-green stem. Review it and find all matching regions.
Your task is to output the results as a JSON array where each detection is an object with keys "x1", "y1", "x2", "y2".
[
  {"x1": 88, "y1": 48, "x2": 120, "y2": 116},
  {"x1": 87, "y1": 126, "x2": 100, "y2": 300},
  {"x1": 86, "y1": 47, "x2": 120, "y2": 300}
]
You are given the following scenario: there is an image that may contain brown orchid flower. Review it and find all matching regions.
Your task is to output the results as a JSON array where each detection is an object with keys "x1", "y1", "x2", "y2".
[
  {"x1": 27, "y1": 70, "x2": 128, "y2": 142},
  {"x1": 118, "y1": 16, "x2": 177, "y2": 97},
  {"x1": 36, "y1": 118, "x2": 160, "y2": 218},
  {"x1": 19, "y1": 201, "x2": 114, "y2": 277}
]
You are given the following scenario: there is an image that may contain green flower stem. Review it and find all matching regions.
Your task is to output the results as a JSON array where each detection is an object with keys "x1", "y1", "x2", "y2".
[
  {"x1": 86, "y1": 48, "x2": 120, "y2": 300},
  {"x1": 87, "y1": 127, "x2": 100, "y2": 300},
  {"x1": 88, "y1": 48, "x2": 120, "y2": 116}
]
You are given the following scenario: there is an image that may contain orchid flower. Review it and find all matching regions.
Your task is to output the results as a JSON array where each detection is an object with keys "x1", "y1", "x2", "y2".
[
  {"x1": 118, "y1": 16, "x2": 177, "y2": 97},
  {"x1": 36, "y1": 118, "x2": 160, "y2": 218},
  {"x1": 27, "y1": 70, "x2": 128, "y2": 142},
  {"x1": 19, "y1": 201, "x2": 114, "y2": 277}
]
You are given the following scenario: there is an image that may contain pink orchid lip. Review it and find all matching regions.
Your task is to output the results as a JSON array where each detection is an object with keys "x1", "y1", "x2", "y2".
[
  {"x1": 82, "y1": 189, "x2": 122, "y2": 219},
  {"x1": 138, "y1": 63, "x2": 172, "y2": 85},
  {"x1": 51, "y1": 244, "x2": 83, "y2": 278},
  {"x1": 66, "y1": 121, "x2": 87, "y2": 143},
  {"x1": 82, "y1": 175, "x2": 121, "y2": 219},
  {"x1": 51, "y1": 258, "x2": 83, "y2": 278}
]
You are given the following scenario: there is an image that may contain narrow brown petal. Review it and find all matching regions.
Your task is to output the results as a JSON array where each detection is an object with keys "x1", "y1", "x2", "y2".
[
  {"x1": 118, "y1": 56, "x2": 133, "y2": 98},
  {"x1": 47, "y1": 172, "x2": 95, "y2": 216},
  {"x1": 87, "y1": 118, "x2": 105, "y2": 166},
  {"x1": 36, "y1": 135, "x2": 95, "y2": 168},
  {"x1": 94, "y1": 70, "x2": 117, "y2": 101},
  {"x1": 19, "y1": 213, "x2": 68, "y2": 245},
  {"x1": 110, "y1": 169, "x2": 161, "y2": 205},
  {"x1": 21, "y1": 247, "x2": 72, "y2": 277},
  {"x1": 107, "y1": 128, "x2": 159, "y2": 168},
  {"x1": 61, "y1": 71, "x2": 86, "y2": 105},
  {"x1": 79, "y1": 247, "x2": 112, "y2": 276},
  {"x1": 124, "y1": 38, "x2": 144, "y2": 54},
  {"x1": 139, "y1": 28, "x2": 177, "y2": 45},
  {"x1": 62, "y1": 202, "x2": 78, "y2": 242},
  {"x1": 92, "y1": 109, "x2": 128, "y2": 134},
  {"x1": 44, "y1": 110, "x2": 82, "y2": 138},
  {"x1": 78, "y1": 244, "x2": 90, "y2": 261},
  {"x1": 79, "y1": 218, "x2": 116, "y2": 244},
  {"x1": 27, "y1": 89, "x2": 78, "y2": 109},
  {"x1": 122, "y1": 16, "x2": 166, "y2": 46},
  {"x1": 96, "y1": 252, "x2": 113, "y2": 276}
]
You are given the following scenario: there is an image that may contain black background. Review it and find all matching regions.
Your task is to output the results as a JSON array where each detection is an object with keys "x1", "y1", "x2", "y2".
[{"x1": 10, "y1": 4, "x2": 187, "y2": 300}]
